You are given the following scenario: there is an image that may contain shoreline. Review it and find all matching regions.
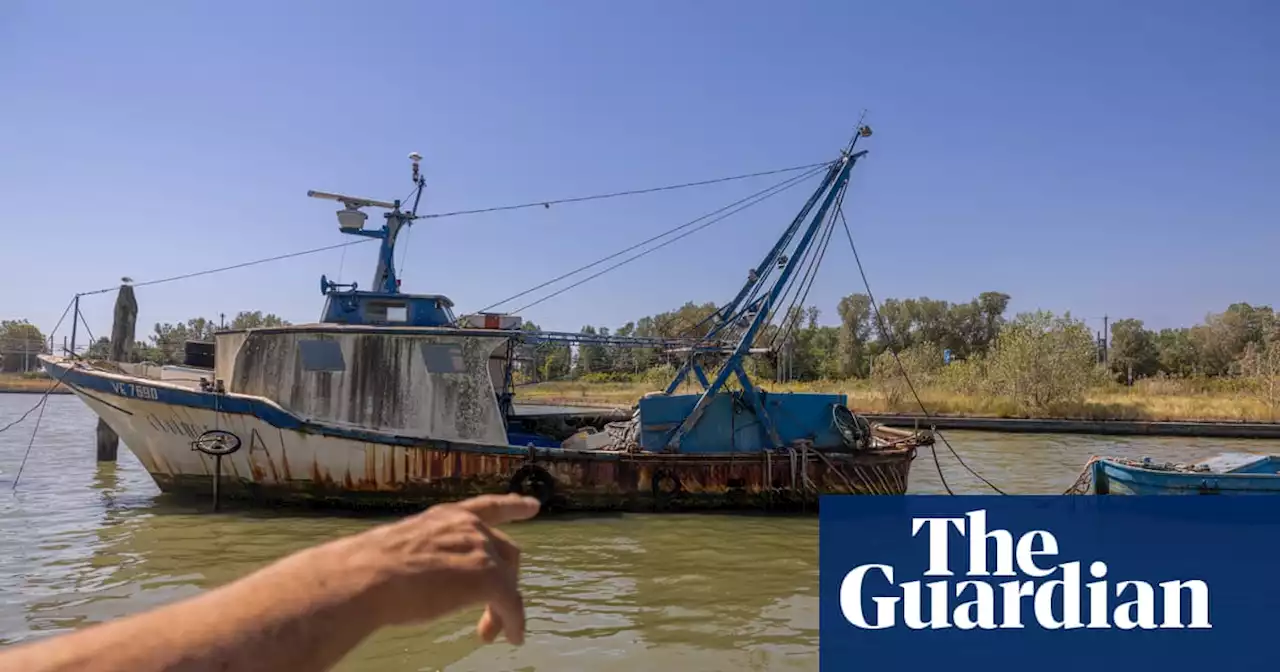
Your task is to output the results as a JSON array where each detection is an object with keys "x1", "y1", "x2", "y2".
[
  {"x1": 0, "y1": 381, "x2": 71, "y2": 395},
  {"x1": 7, "y1": 378, "x2": 1280, "y2": 440},
  {"x1": 511, "y1": 395, "x2": 1280, "y2": 440}
]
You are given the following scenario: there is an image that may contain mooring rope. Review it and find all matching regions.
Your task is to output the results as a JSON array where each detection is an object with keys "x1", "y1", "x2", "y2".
[
  {"x1": 837, "y1": 207, "x2": 1008, "y2": 496},
  {"x1": 10, "y1": 392, "x2": 50, "y2": 490},
  {"x1": 1063, "y1": 456, "x2": 1101, "y2": 495},
  {"x1": 1, "y1": 296, "x2": 75, "y2": 439}
]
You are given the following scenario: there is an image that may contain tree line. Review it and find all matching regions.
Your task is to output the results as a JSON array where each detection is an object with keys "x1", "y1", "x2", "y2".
[
  {"x1": 0, "y1": 312, "x2": 289, "y2": 371},
  {"x1": 5, "y1": 298, "x2": 1279, "y2": 401},
  {"x1": 517, "y1": 294, "x2": 1280, "y2": 408},
  {"x1": 519, "y1": 292, "x2": 1016, "y2": 382}
]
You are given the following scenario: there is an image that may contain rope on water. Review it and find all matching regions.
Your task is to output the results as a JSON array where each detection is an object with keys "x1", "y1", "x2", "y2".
[{"x1": 11, "y1": 393, "x2": 50, "y2": 491}]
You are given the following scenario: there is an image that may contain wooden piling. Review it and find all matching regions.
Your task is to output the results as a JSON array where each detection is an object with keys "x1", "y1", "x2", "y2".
[{"x1": 96, "y1": 284, "x2": 137, "y2": 462}]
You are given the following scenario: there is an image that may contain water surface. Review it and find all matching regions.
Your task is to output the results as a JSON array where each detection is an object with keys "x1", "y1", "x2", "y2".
[{"x1": 1, "y1": 394, "x2": 1273, "y2": 670}]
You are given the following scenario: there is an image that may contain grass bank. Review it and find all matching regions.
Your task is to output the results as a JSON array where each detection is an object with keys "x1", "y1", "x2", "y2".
[
  {"x1": 516, "y1": 378, "x2": 1279, "y2": 424},
  {"x1": 0, "y1": 373, "x2": 70, "y2": 394}
]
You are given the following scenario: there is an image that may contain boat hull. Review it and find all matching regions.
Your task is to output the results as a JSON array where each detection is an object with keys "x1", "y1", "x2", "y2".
[
  {"x1": 1094, "y1": 459, "x2": 1280, "y2": 495},
  {"x1": 43, "y1": 357, "x2": 916, "y2": 512}
]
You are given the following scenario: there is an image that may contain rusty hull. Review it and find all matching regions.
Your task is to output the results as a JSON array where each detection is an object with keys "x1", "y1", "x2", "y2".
[{"x1": 153, "y1": 443, "x2": 917, "y2": 513}]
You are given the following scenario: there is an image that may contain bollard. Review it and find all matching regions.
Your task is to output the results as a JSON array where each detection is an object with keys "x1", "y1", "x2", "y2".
[{"x1": 97, "y1": 284, "x2": 138, "y2": 462}]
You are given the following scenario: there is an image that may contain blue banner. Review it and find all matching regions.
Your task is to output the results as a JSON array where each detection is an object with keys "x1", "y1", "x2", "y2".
[{"x1": 819, "y1": 496, "x2": 1280, "y2": 671}]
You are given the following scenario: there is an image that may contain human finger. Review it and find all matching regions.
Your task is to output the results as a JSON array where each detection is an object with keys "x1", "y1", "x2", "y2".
[
  {"x1": 456, "y1": 494, "x2": 541, "y2": 527},
  {"x1": 477, "y1": 605, "x2": 502, "y2": 643},
  {"x1": 484, "y1": 526, "x2": 522, "y2": 567},
  {"x1": 476, "y1": 527, "x2": 521, "y2": 643},
  {"x1": 485, "y1": 571, "x2": 527, "y2": 645}
]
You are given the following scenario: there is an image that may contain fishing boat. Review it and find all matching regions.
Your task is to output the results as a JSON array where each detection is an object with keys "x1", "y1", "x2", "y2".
[
  {"x1": 39, "y1": 129, "x2": 930, "y2": 512},
  {"x1": 1075, "y1": 454, "x2": 1280, "y2": 495}
]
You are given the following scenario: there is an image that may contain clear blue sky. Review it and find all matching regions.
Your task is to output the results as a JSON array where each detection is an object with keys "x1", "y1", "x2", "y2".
[{"x1": 3, "y1": 0, "x2": 1277, "y2": 345}]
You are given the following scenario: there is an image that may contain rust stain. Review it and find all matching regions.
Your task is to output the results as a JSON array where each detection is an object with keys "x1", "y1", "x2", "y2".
[
  {"x1": 279, "y1": 429, "x2": 292, "y2": 481},
  {"x1": 363, "y1": 444, "x2": 377, "y2": 488},
  {"x1": 254, "y1": 429, "x2": 281, "y2": 483}
]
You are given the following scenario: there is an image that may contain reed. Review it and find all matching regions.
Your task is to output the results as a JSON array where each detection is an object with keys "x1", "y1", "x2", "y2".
[{"x1": 516, "y1": 378, "x2": 1277, "y2": 423}]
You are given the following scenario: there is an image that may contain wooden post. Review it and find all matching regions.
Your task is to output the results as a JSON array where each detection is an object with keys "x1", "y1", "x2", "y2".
[{"x1": 97, "y1": 284, "x2": 138, "y2": 462}]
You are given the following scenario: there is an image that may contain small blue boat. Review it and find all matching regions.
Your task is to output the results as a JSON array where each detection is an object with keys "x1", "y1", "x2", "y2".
[{"x1": 1088, "y1": 453, "x2": 1280, "y2": 495}]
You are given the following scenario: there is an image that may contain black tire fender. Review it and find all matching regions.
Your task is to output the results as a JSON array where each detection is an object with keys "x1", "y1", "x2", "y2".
[
  {"x1": 651, "y1": 468, "x2": 682, "y2": 498},
  {"x1": 508, "y1": 465, "x2": 556, "y2": 508}
]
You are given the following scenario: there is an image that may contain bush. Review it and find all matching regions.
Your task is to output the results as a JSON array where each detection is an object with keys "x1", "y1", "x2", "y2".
[
  {"x1": 987, "y1": 311, "x2": 1098, "y2": 412},
  {"x1": 870, "y1": 341, "x2": 945, "y2": 408}
]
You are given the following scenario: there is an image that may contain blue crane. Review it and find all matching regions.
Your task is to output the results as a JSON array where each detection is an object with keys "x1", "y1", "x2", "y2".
[{"x1": 641, "y1": 126, "x2": 873, "y2": 453}]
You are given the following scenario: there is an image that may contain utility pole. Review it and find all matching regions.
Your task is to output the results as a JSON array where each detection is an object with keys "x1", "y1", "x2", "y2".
[
  {"x1": 70, "y1": 294, "x2": 80, "y2": 357},
  {"x1": 1102, "y1": 315, "x2": 1109, "y2": 364}
]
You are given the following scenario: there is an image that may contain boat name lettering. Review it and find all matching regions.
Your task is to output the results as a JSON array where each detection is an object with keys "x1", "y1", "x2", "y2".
[
  {"x1": 109, "y1": 382, "x2": 159, "y2": 401},
  {"x1": 146, "y1": 414, "x2": 206, "y2": 439},
  {"x1": 839, "y1": 509, "x2": 1212, "y2": 631}
]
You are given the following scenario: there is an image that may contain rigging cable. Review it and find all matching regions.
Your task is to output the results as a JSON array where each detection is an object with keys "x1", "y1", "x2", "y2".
[
  {"x1": 0, "y1": 296, "x2": 74, "y2": 466},
  {"x1": 705, "y1": 160, "x2": 845, "y2": 346},
  {"x1": 421, "y1": 161, "x2": 834, "y2": 220},
  {"x1": 78, "y1": 239, "x2": 379, "y2": 296},
  {"x1": 505, "y1": 164, "x2": 829, "y2": 317},
  {"x1": 396, "y1": 181, "x2": 425, "y2": 283},
  {"x1": 837, "y1": 208, "x2": 1006, "y2": 496},
  {"x1": 472, "y1": 162, "x2": 832, "y2": 317},
  {"x1": 769, "y1": 178, "x2": 847, "y2": 346},
  {"x1": 770, "y1": 180, "x2": 847, "y2": 350},
  {"x1": 75, "y1": 304, "x2": 97, "y2": 354}
]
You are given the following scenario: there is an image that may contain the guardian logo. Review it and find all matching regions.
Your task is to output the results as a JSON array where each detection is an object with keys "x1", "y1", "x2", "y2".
[{"x1": 840, "y1": 509, "x2": 1211, "y2": 630}]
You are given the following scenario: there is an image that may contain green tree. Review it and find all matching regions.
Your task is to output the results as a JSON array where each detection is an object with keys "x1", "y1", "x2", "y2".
[
  {"x1": 85, "y1": 337, "x2": 112, "y2": 359},
  {"x1": 230, "y1": 311, "x2": 289, "y2": 330},
  {"x1": 1154, "y1": 327, "x2": 1200, "y2": 377},
  {"x1": 0, "y1": 320, "x2": 46, "y2": 372},
  {"x1": 1238, "y1": 328, "x2": 1280, "y2": 421},
  {"x1": 836, "y1": 294, "x2": 872, "y2": 377},
  {"x1": 1109, "y1": 318, "x2": 1159, "y2": 384},
  {"x1": 987, "y1": 311, "x2": 1098, "y2": 412},
  {"x1": 1190, "y1": 303, "x2": 1276, "y2": 376}
]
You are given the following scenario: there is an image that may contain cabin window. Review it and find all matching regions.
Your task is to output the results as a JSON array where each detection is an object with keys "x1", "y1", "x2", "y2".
[
  {"x1": 298, "y1": 339, "x2": 346, "y2": 372},
  {"x1": 365, "y1": 301, "x2": 408, "y2": 323},
  {"x1": 435, "y1": 300, "x2": 456, "y2": 323},
  {"x1": 421, "y1": 343, "x2": 464, "y2": 373}
]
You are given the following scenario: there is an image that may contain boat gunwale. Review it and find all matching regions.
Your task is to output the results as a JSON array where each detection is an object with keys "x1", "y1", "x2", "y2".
[
  {"x1": 1097, "y1": 457, "x2": 1280, "y2": 481},
  {"x1": 210, "y1": 323, "x2": 524, "y2": 338},
  {"x1": 39, "y1": 355, "x2": 918, "y2": 462}
]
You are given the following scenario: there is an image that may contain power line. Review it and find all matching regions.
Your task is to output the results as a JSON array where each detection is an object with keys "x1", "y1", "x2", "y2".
[
  {"x1": 837, "y1": 208, "x2": 1006, "y2": 496},
  {"x1": 505, "y1": 165, "x2": 829, "y2": 317},
  {"x1": 420, "y1": 161, "x2": 834, "y2": 220}
]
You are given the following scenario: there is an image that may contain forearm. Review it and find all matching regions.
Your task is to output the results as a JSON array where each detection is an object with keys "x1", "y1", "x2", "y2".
[{"x1": 0, "y1": 537, "x2": 385, "y2": 672}]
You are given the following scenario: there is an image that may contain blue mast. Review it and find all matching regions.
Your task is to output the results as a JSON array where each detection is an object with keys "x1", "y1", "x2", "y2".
[
  {"x1": 314, "y1": 152, "x2": 426, "y2": 297},
  {"x1": 658, "y1": 127, "x2": 872, "y2": 452}
]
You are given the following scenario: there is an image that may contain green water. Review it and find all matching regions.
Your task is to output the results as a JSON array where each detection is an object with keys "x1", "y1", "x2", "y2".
[{"x1": 1, "y1": 394, "x2": 1274, "y2": 671}]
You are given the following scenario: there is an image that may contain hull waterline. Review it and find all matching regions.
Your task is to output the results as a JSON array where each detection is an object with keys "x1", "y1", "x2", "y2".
[{"x1": 42, "y1": 356, "x2": 917, "y2": 512}]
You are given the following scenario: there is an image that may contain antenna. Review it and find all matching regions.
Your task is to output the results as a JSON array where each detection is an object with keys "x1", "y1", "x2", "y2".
[
  {"x1": 306, "y1": 190, "x2": 398, "y2": 210},
  {"x1": 307, "y1": 190, "x2": 398, "y2": 232}
]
